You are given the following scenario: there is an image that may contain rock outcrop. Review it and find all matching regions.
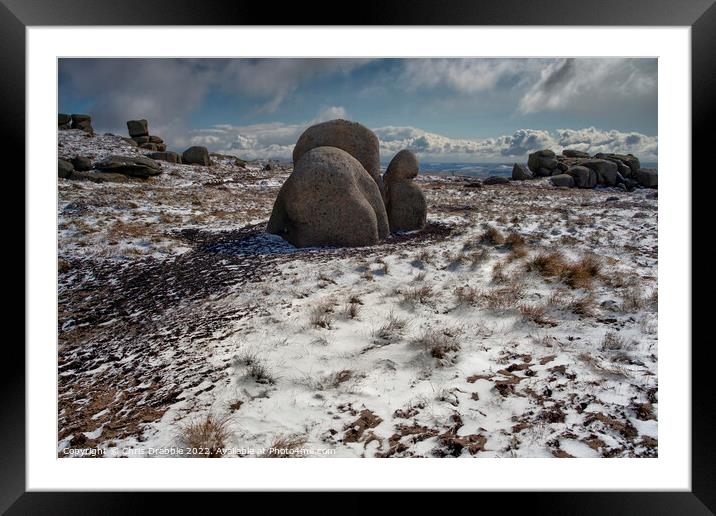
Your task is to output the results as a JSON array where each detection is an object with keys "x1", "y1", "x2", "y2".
[
  {"x1": 126, "y1": 119, "x2": 167, "y2": 151},
  {"x1": 267, "y1": 146, "x2": 389, "y2": 248},
  {"x1": 511, "y1": 148, "x2": 654, "y2": 191},
  {"x1": 94, "y1": 155, "x2": 162, "y2": 179},
  {"x1": 383, "y1": 150, "x2": 427, "y2": 232}
]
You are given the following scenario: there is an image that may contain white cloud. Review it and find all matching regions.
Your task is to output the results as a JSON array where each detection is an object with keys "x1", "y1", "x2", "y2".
[
  {"x1": 399, "y1": 58, "x2": 539, "y2": 94},
  {"x1": 518, "y1": 58, "x2": 657, "y2": 114},
  {"x1": 189, "y1": 119, "x2": 657, "y2": 162}
]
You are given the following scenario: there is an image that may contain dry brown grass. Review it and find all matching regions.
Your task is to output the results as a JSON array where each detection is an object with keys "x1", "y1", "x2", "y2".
[
  {"x1": 621, "y1": 287, "x2": 646, "y2": 312},
  {"x1": 309, "y1": 300, "x2": 334, "y2": 328},
  {"x1": 453, "y1": 285, "x2": 480, "y2": 306},
  {"x1": 261, "y1": 434, "x2": 309, "y2": 458},
  {"x1": 481, "y1": 284, "x2": 525, "y2": 310},
  {"x1": 401, "y1": 285, "x2": 434, "y2": 304},
  {"x1": 412, "y1": 327, "x2": 461, "y2": 361},
  {"x1": 179, "y1": 413, "x2": 232, "y2": 457},
  {"x1": 527, "y1": 251, "x2": 601, "y2": 289},
  {"x1": 372, "y1": 312, "x2": 410, "y2": 343},
  {"x1": 569, "y1": 294, "x2": 596, "y2": 317},
  {"x1": 518, "y1": 303, "x2": 555, "y2": 326},
  {"x1": 479, "y1": 225, "x2": 505, "y2": 246}
]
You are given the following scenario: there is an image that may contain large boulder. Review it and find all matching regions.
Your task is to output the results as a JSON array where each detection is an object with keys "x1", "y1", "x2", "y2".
[
  {"x1": 528, "y1": 149, "x2": 557, "y2": 176},
  {"x1": 71, "y1": 156, "x2": 92, "y2": 171},
  {"x1": 58, "y1": 113, "x2": 71, "y2": 130},
  {"x1": 580, "y1": 159, "x2": 618, "y2": 185},
  {"x1": 58, "y1": 159, "x2": 73, "y2": 179},
  {"x1": 127, "y1": 119, "x2": 149, "y2": 138},
  {"x1": 550, "y1": 174, "x2": 575, "y2": 188},
  {"x1": 182, "y1": 146, "x2": 212, "y2": 166},
  {"x1": 267, "y1": 146, "x2": 389, "y2": 247},
  {"x1": 384, "y1": 150, "x2": 426, "y2": 232},
  {"x1": 94, "y1": 155, "x2": 162, "y2": 178},
  {"x1": 71, "y1": 114, "x2": 93, "y2": 133},
  {"x1": 562, "y1": 149, "x2": 590, "y2": 158},
  {"x1": 635, "y1": 168, "x2": 658, "y2": 188},
  {"x1": 566, "y1": 165, "x2": 597, "y2": 188},
  {"x1": 293, "y1": 119, "x2": 383, "y2": 196},
  {"x1": 483, "y1": 175, "x2": 510, "y2": 185},
  {"x1": 149, "y1": 151, "x2": 181, "y2": 164},
  {"x1": 512, "y1": 163, "x2": 533, "y2": 180}
]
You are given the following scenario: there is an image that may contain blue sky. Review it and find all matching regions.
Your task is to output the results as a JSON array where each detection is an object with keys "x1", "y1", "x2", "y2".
[{"x1": 59, "y1": 58, "x2": 658, "y2": 162}]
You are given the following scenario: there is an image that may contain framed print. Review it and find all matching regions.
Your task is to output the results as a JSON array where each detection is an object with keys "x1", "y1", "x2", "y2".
[{"x1": 8, "y1": 0, "x2": 714, "y2": 512}]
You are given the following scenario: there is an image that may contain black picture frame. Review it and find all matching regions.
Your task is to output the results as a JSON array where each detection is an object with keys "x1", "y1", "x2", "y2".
[{"x1": 7, "y1": 0, "x2": 713, "y2": 512}]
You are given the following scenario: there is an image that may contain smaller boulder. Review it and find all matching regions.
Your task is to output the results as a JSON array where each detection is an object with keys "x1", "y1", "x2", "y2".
[
  {"x1": 140, "y1": 143, "x2": 159, "y2": 151},
  {"x1": 127, "y1": 119, "x2": 149, "y2": 138},
  {"x1": 148, "y1": 135, "x2": 164, "y2": 144},
  {"x1": 149, "y1": 151, "x2": 181, "y2": 164},
  {"x1": 58, "y1": 113, "x2": 71, "y2": 129},
  {"x1": 635, "y1": 168, "x2": 658, "y2": 188},
  {"x1": 581, "y1": 159, "x2": 618, "y2": 186},
  {"x1": 550, "y1": 174, "x2": 575, "y2": 188},
  {"x1": 511, "y1": 163, "x2": 532, "y2": 180},
  {"x1": 71, "y1": 156, "x2": 92, "y2": 171},
  {"x1": 384, "y1": 149, "x2": 419, "y2": 182},
  {"x1": 122, "y1": 137, "x2": 138, "y2": 147},
  {"x1": 58, "y1": 159, "x2": 74, "y2": 179},
  {"x1": 182, "y1": 146, "x2": 212, "y2": 166},
  {"x1": 483, "y1": 175, "x2": 510, "y2": 185},
  {"x1": 71, "y1": 114, "x2": 93, "y2": 133},
  {"x1": 566, "y1": 165, "x2": 597, "y2": 188},
  {"x1": 132, "y1": 136, "x2": 151, "y2": 145}
]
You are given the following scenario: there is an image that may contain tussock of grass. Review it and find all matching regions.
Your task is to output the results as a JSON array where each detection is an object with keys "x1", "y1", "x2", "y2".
[
  {"x1": 527, "y1": 251, "x2": 602, "y2": 289},
  {"x1": 401, "y1": 285, "x2": 434, "y2": 304},
  {"x1": 453, "y1": 285, "x2": 480, "y2": 306},
  {"x1": 479, "y1": 225, "x2": 505, "y2": 246},
  {"x1": 412, "y1": 327, "x2": 461, "y2": 361},
  {"x1": 309, "y1": 301, "x2": 334, "y2": 328},
  {"x1": 481, "y1": 284, "x2": 525, "y2": 310},
  {"x1": 179, "y1": 413, "x2": 231, "y2": 457},
  {"x1": 372, "y1": 312, "x2": 410, "y2": 343}
]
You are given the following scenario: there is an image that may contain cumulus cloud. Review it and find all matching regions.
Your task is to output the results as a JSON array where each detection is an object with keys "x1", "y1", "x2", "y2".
[
  {"x1": 375, "y1": 126, "x2": 656, "y2": 162},
  {"x1": 189, "y1": 119, "x2": 657, "y2": 162},
  {"x1": 188, "y1": 106, "x2": 352, "y2": 160},
  {"x1": 518, "y1": 58, "x2": 657, "y2": 114}
]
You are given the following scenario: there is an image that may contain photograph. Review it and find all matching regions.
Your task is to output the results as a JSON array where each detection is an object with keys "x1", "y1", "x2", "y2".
[{"x1": 56, "y1": 57, "x2": 659, "y2": 459}]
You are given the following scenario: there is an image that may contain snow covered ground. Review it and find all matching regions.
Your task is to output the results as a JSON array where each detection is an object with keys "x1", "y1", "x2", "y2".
[{"x1": 58, "y1": 130, "x2": 658, "y2": 458}]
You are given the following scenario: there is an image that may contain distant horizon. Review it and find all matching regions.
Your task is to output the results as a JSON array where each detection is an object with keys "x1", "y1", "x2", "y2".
[{"x1": 59, "y1": 58, "x2": 658, "y2": 162}]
